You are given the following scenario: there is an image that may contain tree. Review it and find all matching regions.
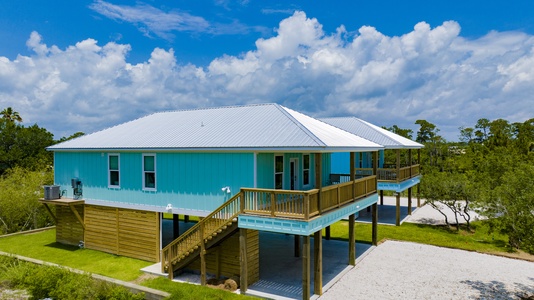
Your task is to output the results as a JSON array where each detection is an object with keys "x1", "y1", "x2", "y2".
[
  {"x1": 474, "y1": 118, "x2": 490, "y2": 143},
  {"x1": 386, "y1": 125, "x2": 414, "y2": 139},
  {"x1": 0, "y1": 119, "x2": 54, "y2": 174},
  {"x1": 1, "y1": 107, "x2": 23, "y2": 123},
  {"x1": 487, "y1": 119, "x2": 513, "y2": 148},
  {"x1": 481, "y1": 164, "x2": 534, "y2": 253},
  {"x1": 420, "y1": 171, "x2": 476, "y2": 231},
  {"x1": 0, "y1": 167, "x2": 53, "y2": 234},
  {"x1": 56, "y1": 131, "x2": 85, "y2": 143},
  {"x1": 415, "y1": 119, "x2": 438, "y2": 143},
  {"x1": 459, "y1": 126, "x2": 474, "y2": 144}
]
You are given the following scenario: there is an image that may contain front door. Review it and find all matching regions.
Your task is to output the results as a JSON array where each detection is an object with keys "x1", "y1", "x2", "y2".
[{"x1": 290, "y1": 158, "x2": 298, "y2": 190}]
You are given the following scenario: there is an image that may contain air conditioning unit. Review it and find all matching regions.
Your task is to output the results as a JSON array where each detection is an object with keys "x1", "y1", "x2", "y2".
[{"x1": 44, "y1": 185, "x2": 60, "y2": 200}]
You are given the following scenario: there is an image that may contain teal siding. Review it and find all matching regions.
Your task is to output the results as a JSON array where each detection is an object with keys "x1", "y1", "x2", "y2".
[
  {"x1": 256, "y1": 153, "x2": 274, "y2": 189},
  {"x1": 54, "y1": 152, "x2": 254, "y2": 213}
]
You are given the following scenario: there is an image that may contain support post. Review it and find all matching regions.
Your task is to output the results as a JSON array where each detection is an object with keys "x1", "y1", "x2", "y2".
[
  {"x1": 380, "y1": 190, "x2": 384, "y2": 205},
  {"x1": 302, "y1": 235, "x2": 311, "y2": 300},
  {"x1": 408, "y1": 188, "x2": 412, "y2": 215},
  {"x1": 184, "y1": 215, "x2": 189, "y2": 223},
  {"x1": 200, "y1": 223, "x2": 206, "y2": 286},
  {"x1": 372, "y1": 203, "x2": 378, "y2": 246},
  {"x1": 396, "y1": 193, "x2": 401, "y2": 226},
  {"x1": 315, "y1": 153, "x2": 322, "y2": 214},
  {"x1": 325, "y1": 226, "x2": 330, "y2": 240},
  {"x1": 294, "y1": 235, "x2": 301, "y2": 257},
  {"x1": 239, "y1": 228, "x2": 248, "y2": 294},
  {"x1": 373, "y1": 151, "x2": 378, "y2": 178},
  {"x1": 348, "y1": 214, "x2": 355, "y2": 265},
  {"x1": 396, "y1": 149, "x2": 401, "y2": 182},
  {"x1": 173, "y1": 214, "x2": 179, "y2": 239},
  {"x1": 417, "y1": 183, "x2": 421, "y2": 207},
  {"x1": 314, "y1": 230, "x2": 323, "y2": 295},
  {"x1": 408, "y1": 149, "x2": 413, "y2": 177}
]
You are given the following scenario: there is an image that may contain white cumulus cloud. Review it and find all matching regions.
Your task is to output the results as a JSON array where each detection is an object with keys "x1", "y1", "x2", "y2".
[{"x1": 1, "y1": 11, "x2": 534, "y2": 140}]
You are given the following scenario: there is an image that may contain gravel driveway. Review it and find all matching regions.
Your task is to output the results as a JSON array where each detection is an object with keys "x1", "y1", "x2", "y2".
[{"x1": 319, "y1": 241, "x2": 534, "y2": 299}]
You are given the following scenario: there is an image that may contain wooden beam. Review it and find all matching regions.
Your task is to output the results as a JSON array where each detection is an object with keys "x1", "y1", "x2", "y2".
[
  {"x1": 348, "y1": 214, "x2": 355, "y2": 266},
  {"x1": 325, "y1": 226, "x2": 330, "y2": 240},
  {"x1": 350, "y1": 152, "x2": 355, "y2": 181},
  {"x1": 302, "y1": 235, "x2": 311, "y2": 300},
  {"x1": 184, "y1": 215, "x2": 190, "y2": 223},
  {"x1": 372, "y1": 203, "x2": 378, "y2": 246},
  {"x1": 396, "y1": 149, "x2": 401, "y2": 182},
  {"x1": 239, "y1": 228, "x2": 248, "y2": 294},
  {"x1": 314, "y1": 230, "x2": 323, "y2": 295},
  {"x1": 315, "y1": 153, "x2": 322, "y2": 215},
  {"x1": 200, "y1": 223, "x2": 206, "y2": 286},
  {"x1": 408, "y1": 149, "x2": 413, "y2": 177},
  {"x1": 42, "y1": 203, "x2": 57, "y2": 223},
  {"x1": 294, "y1": 235, "x2": 300, "y2": 257},
  {"x1": 417, "y1": 183, "x2": 421, "y2": 207},
  {"x1": 372, "y1": 151, "x2": 378, "y2": 177},
  {"x1": 380, "y1": 190, "x2": 384, "y2": 205},
  {"x1": 69, "y1": 205, "x2": 85, "y2": 230},
  {"x1": 396, "y1": 193, "x2": 401, "y2": 226},
  {"x1": 173, "y1": 214, "x2": 179, "y2": 239},
  {"x1": 408, "y1": 188, "x2": 412, "y2": 215}
]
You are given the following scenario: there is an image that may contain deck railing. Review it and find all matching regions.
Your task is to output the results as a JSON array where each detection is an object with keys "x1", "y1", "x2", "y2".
[
  {"x1": 349, "y1": 164, "x2": 420, "y2": 183},
  {"x1": 241, "y1": 175, "x2": 376, "y2": 220}
]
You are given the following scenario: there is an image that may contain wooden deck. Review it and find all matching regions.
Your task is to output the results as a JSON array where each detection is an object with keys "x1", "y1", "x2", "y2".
[{"x1": 332, "y1": 164, "x2": 420, "y2": 183}]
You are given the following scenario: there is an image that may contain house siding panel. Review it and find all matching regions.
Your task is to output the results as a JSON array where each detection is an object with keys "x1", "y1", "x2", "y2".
[{"x1": 54, "y1": 152, "x2": 254, "y2": 215}]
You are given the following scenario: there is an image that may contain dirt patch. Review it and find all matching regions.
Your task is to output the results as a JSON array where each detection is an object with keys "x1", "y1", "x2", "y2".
[{"x1": 130, "y1": 273, "x2": 159, "y2": 284}]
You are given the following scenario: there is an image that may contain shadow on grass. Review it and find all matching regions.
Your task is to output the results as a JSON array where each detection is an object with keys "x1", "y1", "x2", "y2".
[
  {"x1": 45, "y1": 242, "x2": 80, "y2": 251},
  {"x1": 461, "y1": 278, "x2": 534, "y2": 299}
]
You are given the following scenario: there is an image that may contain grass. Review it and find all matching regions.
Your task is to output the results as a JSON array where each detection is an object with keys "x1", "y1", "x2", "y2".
[
  {"x1": 0, "y1": 229, "x2": 253, "y2": 299},
  {"x1": 328, "y1": 220, "x2": 532, "y2": 259},
  {"x1": 0, "y1": 229, "x2": 150, "y2": 281},
  {"x1": 141, "y1": 277, "x2": 257, "y2": 300}
]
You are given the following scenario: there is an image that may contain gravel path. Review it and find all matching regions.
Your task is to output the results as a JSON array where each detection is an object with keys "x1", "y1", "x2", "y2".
[{"x1": 319, "y1": 241, "x2": 534, "y2": 300}]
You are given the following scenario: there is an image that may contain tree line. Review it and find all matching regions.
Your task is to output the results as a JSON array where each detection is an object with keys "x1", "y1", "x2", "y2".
[{"x1": 387, "y1": 118, "x2": 534, "y2": 254}]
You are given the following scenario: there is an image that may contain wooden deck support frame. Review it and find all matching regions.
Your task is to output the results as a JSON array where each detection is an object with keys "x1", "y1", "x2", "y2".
[
  {"x1": 408, "y1": 188, "x2": 412, "y2": 215},
  {"x1": 395, "y1": 193, "x2": 401, "y2": 226},
  {"x1": 302, "y1": 235, "x2": 311, "y2": 300},
  {"x1": 200, "y1": 223, "x2": 206, "y2": 285},
  {"x1": 314, "y1": 230, "x2": 322, "y2": 295},
  {"x1": 348, "y1": 213, "x2": 355, "y2": 266},
  {"x1": 239, "y1": 228, "x2": 248, "y2": 294},
  {"x1": 372, "y1": 203, "x2": 378, "y2": 245},
  {"x1": 173, "y1": 214, "x2": 179, "y2": 239}
]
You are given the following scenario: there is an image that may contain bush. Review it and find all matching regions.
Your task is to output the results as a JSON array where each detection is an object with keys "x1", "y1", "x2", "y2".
[{"x1": 0, "y1": 257, "x2": 145, "y2": 300}]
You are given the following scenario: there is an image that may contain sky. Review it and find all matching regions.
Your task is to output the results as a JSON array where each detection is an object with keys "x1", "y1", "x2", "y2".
[{"x1": 1, "y1": 0, "x2": 534, "y2": 141}]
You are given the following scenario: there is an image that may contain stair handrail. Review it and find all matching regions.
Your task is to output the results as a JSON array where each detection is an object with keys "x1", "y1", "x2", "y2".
[{"x1": 161, "y1": 192, "x2": 242, "y2": 272}]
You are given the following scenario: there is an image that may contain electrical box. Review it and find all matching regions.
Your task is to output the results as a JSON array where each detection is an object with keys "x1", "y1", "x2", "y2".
[{"x1": 44, "y1": 185, "x2": 60, "y2": 200}]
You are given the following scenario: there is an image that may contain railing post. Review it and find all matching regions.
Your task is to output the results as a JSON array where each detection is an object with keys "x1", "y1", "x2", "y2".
[
  {"x1": 271, "y1": 192, "x2": 276, "y2": 217},
  {"x1": 240, "y1": 190, "x2": 245, "y2": 212},
  {"x1": 304, "y1": 193, "x2": 309, "y2": 220}
]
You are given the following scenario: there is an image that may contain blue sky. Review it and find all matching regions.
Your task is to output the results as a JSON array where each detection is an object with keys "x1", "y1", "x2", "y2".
[{"x1": 1, "y1": 0, "x2": 533, "y2": 140}]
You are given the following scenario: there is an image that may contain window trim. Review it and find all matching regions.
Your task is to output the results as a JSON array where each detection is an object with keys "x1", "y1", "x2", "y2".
[
  {"x1": 302, "y1": 154, "x2": 310, "y2": 187},
  {"x1": 142, "y1": 153, "x2": 157, "y2": 191},
  {"x1": 108, "y1": 153, "x2": 120, "y2": 188},
  {"x1": 274, "y1": 155, "x2": 284, "y2": 189}
]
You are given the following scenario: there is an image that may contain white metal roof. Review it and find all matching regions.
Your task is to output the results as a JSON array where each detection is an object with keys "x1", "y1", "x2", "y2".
[
  {"x1": 48, "y1": 104, "x2": 383, "y2": 152},
  {"x1": 320, "y1": 117, "x2": 423, "y2": 149}
]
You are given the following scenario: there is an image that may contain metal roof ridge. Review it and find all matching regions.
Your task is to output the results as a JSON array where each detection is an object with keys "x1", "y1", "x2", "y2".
[
  {"x1": 276, "y1": 105, "x2": 326, "y2": 147},
  {"x1": 355, "y1": 117, "x2": 422, "y2": 147}
]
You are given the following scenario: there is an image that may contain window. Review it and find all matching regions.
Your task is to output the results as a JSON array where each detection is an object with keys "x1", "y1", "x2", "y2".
[
  {"x1": 275, "y1": 155, "x2": 283, "y2": 189},
  {"x1": 143, "y1": 154, "x2": 156, "y2": 190},
  {"x1": 108, "y1": 154, "x2": 120, "y2": 187},
  {"x1": 303, "y1": 154, "x2": 310, "y2": 186}
]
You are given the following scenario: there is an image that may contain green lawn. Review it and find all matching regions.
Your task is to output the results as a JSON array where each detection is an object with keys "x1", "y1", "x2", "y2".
[
  {"x1": 329, "y1": 220, "x2": 516, "y2": 256},
  {"x1": 0, "y1": 229, "x2": 255, "y2": 299}
]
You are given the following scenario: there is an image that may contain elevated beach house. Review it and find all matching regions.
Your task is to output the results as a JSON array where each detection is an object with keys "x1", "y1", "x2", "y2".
[
  {"x1": 43, "y1": 104, "x2": 383, "y2": 299},
  {"x1": 321, "y1": 117, "x2": 424, "y2": 225}
]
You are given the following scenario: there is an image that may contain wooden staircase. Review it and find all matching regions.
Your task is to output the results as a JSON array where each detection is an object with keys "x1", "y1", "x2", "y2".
[{"x1": 161, "y1": 192, "x2": 243, "y2": 279}]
